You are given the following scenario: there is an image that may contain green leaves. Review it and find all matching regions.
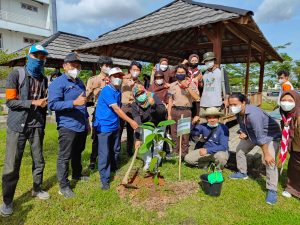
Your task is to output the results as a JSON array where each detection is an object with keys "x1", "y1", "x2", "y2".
[
  {"x1": 148, "y1": 157, "x2": 158, "y2": 172},
  {"x1": 161, "y1": 137, "x2": 175, "y2": 147},
  {"x1": 139, "y1": 125, "x2": 155, "y2": 131},
  {"x1": 158, "y1": 120, "x2": 176, "y2": 127},
  {"x1": 153, "y1": 174, "x2": 159, "y2": 185},
  {"x1": 139, "y1": 133, "x2": 155, "y2": 154}
]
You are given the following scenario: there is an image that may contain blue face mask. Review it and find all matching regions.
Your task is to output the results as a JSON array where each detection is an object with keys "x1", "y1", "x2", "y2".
[
  {"x1": 136, "y1": 92, "x2": 147, "y2": 103},
  {"x1": 207, "y1": 123, "x2": 219, "y2": 128},
  {"x1": 26, "y1": 56, "x2": 45, "y2": 79},
  {"x1": 176, "y1": 74, "x2": 186, "y2": 81}
]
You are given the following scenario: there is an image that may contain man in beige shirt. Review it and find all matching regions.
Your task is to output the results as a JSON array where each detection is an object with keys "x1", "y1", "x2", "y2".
[
  {"x1": 86, "y1": 56, "x2": 113, "y2": 170},
  {"x1": 120, "y1": 61, "x2": 143, "y2": 156}
]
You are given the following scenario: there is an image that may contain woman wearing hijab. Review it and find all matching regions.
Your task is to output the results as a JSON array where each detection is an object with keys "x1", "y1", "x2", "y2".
[
  {"x1": 279, "y1": 90, "x2": 300, "y2": 199},
  {"x1": 148, "y1": 70, "x2": 169, "y2": 105}
]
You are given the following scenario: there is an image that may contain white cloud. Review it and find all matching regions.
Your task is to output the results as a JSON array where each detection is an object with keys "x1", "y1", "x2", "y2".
[
  {"x1": 57, "y1": 0, "x2": 145, "y2": 25},
  {"x1": 255, "y1": 0, "x2": 300, "y2": 23}
]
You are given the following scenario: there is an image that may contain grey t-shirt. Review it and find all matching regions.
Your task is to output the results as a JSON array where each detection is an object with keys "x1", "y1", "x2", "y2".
[{"x1": 200, "y1": 68, "x2": 223, "y2": 107}]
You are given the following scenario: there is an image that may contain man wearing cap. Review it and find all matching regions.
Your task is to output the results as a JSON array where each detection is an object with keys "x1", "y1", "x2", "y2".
[
  {"x1": 195, "y1": 52, "x2": 230, "y2": 123},
  {"x1": 94, "y1": 67, "x2": 139, "y2": 190},
  {"x1": 48, "y1": 53, "x2": 90, "y2": 198},
  {"x1": 184, "y1": 107, "x2": 229, "y2": 169},
  {"x1": 120, "y1": 61, "x2": 143, "y2": 156},
  {"x1": 1, "y1": 44, "x2": 49, "y2": 216},
  {"x1": 86, "y1": 56, "x2": 113, "y2": 170}
]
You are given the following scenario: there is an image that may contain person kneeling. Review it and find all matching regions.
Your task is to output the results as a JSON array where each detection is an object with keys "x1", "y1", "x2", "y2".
[{"x1": 184, "y1": 107, "x2": 229, "y2": 169}]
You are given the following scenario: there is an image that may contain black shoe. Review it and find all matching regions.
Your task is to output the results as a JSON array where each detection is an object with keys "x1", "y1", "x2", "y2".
[
  {"x1": 101, "y1": 183, "x2": 110, "y2": 190},
  {"x1": 88, "y1": 162, "x2": 96, "y2": 170}
]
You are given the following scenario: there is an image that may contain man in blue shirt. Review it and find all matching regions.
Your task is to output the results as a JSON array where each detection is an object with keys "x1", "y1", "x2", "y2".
[
  {"x1": 94, "y1": 67, "x2": 139, "y2": 190},
  {"x1": 228, "y1": 93, "x2": 281, "y2": 205},
  {"x1": 184, "y1": 107, "x2": 229, "y2": 169},
  {"x1": 48, "y1": 53, "x2": 90, "y2": 198}
]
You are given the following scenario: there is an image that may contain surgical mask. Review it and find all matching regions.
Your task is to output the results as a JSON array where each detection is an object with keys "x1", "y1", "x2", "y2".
[
  {"x1": 176, "y1": 74, "x2": 186, "y2": 81},
  {"x1": 278, "y1": 79, "x2": 285, "y2": 84},
  {"x1": 280, "y1": 101, "x2": 296, "y2": 112},
  {"x1": 132, "y1": 71, "x2": 140, "y2": 78},
  {"x1": 207, "y1": 123, "x2": 219, "y2": 128},
  {"x1": 160, "y1": 65, "x2": 168, "y2": 71},
  {"x1": 205, "y1": 61, "x2": 214, "y2": 69},
  {"x1": 155, "y1": 79, "x2": 164, "y2": 85},
  {"x1": 230, "y1": 105, "x2": 242, "y2": 114},
  {"x1": 111, "y1": 77, "x2": 122, "y2": 86},
  {"x1": 67, "y1": 68, "x2": 80, "y2": 79},
  {"x1": 26, "y1": 56, "x2": 45, "y2": 79},
  {"x1": 136, "y1": 92, "x2": 147, "y2": 103},
  {"x1": 102, "y1": 66, "x2": 110, "y2": 75}
]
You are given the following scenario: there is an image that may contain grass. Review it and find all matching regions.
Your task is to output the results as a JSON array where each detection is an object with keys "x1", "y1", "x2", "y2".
[
  {"x1": 0, "y1": 123, "x2": 300, "y2": 225},
  {"x1": 261, "y1": 100, "x2": 277, "y2": 112}
]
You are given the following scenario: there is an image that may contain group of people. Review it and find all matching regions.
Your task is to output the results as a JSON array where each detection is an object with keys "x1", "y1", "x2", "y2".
[{"x1": 1, "y1": 43, "x2": 299, "y2": 217}]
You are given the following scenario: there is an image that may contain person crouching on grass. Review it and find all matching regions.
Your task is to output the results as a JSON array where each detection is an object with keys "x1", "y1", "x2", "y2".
[
  {"x1": 93, "y1": 67, "x2": 139, "y2": 190},
  {"x1": 184, "y1": 107, "x2": 229, "y2": 170}
]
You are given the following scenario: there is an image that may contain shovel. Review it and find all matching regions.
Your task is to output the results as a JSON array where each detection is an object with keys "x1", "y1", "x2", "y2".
[{"x1": 121, "y1": 145, "x2": 140, "y2": 188}]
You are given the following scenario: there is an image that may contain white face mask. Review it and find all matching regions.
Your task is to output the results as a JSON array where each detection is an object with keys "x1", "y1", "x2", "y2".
[
  {"x1": 67, "y1": 68, "x2": 80, "y2": 79},
  {"x1": 160, "y1": 65, "x2": 168, "y2": 71},
  {"x1": 205, "y1": 61, "x2": 214, "y2": 69},
  {"x1": 278, "y1": 79, "x2": 285, "y2": 84},
  {"x1": 131, "y1": 71, "x2": 140, "y2": 78},
  {"x1": 230, "y1": 105, "x2": 242, "y2": 114},
  {"x1": 102, "y1": 66, "x2": 110, "y2": 75},
  {"x1": 155, "y1": 79, "x2": 164, "y2": 85},
  {"x1": 280, "y1": 101, "x2": 296, "y2": 112},
  {"x1": 111, "y1": 77, "x2": 122, "y2": 86}
]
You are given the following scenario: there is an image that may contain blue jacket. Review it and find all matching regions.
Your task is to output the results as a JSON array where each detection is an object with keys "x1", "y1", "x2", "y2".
[
  {"x1": 237, "y1": 105, "x2": 281, "y2": 145},
  {"x1": 191, "y1": 123, "x2": 229, "y2": 154},
  {"x1": 48, "y1": 73, "x2": 89, "y2": 132}
]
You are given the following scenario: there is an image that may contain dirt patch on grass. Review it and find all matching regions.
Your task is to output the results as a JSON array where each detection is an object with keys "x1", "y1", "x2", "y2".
[{"x1": 117, "y1": 174, "x2": 198, "y2": 212}]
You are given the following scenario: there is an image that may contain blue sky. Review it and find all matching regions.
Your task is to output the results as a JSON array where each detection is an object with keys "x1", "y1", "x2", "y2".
[{"x1": 57, "y1": 0, "x2": 300, "y2": 60}]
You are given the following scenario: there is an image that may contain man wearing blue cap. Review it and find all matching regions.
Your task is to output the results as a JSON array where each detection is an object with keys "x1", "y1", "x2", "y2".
[
  {"x1": 49, "y1": 52, "x2": 90, "y2": 198},
  {"x1": 1, "y1": 44, "x2": 49, "y2": 217}
]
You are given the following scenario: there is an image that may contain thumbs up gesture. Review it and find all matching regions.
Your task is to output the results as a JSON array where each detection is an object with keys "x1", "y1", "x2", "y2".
[{"x1": 73, "y1": 92, "x2": 87, "y2": 106}]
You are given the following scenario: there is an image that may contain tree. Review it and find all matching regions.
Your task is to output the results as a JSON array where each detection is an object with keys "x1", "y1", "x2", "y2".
[{"x1": 0, "y1": 50, "x2": 19, "y2": 80}]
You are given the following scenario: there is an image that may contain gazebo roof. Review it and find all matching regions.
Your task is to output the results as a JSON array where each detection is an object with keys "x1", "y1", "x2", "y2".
[
  {"x1": 76, "y1": 0, "x2": 281, "y2": 64},
  {"x1": 2, "y1": 31, "x2": 131, "y2": 69}
]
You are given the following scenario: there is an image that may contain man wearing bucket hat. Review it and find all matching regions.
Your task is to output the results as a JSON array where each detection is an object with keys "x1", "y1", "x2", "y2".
[
  {"x1": 49, "y1": 53, "x2": 90, "y2": 198},
  {"x1": 94, "y1": 67, "x2": 139, "y2": 190},
  {"x1": 184, "y1": 107, "x2": 229, "y2": 169},
  {"x1": 194, "y1": 52, "x2": 230, "y2": 123},
  {"x1": 1, "y1": 44, "x2": 49, "y2": 216}
]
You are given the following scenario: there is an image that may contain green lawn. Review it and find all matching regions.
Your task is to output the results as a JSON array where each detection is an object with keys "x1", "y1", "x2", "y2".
[{"x1": 0, "y1": 124, "x2": 300, "y2": 225}]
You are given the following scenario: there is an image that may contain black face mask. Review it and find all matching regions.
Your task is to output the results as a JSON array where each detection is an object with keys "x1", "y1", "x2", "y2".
[
  {"x1": 190, "y1": 63, "x2": 198, "y2": 69},
  {"x1": 176, "y1": 74, "x2": 186, "y2": 81}
]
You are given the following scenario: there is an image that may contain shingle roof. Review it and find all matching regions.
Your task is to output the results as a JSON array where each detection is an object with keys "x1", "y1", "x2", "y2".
[
  {"x1": 76, "y1": 0, "x2": 281, "y2": 64},
  {"x1": 2, "y1": 31, "x2": 131, "y2": 69},
  {"x1": 77, "y1": 0, "x2": 251, "y2": 50}
]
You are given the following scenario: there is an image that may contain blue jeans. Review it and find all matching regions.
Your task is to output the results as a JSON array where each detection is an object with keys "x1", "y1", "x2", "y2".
[{"x1": 97, "y1": 130, "x2": 120, "y2": 184}]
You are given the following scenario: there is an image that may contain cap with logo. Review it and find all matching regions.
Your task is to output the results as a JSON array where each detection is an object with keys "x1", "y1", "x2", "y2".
[
  {"x1": 202, "y1": 52, "x2": 216, "y2": 63},
  {"x1": 29, "y1": 44, "x2": 48, "y2": 55}
]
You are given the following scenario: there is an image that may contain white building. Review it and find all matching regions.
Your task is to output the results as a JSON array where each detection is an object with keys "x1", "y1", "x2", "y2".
[{"x1": 0, "y1": 0, "x2": 57, "y2": 53}]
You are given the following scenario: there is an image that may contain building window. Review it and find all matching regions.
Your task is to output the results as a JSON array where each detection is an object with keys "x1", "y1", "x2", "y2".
[
  {"x1": 21, "y1": 3, "x2": 38, "y2": 12},
  {"x1": 23, "y1": 37, "x2": 40, "y2": 44}
]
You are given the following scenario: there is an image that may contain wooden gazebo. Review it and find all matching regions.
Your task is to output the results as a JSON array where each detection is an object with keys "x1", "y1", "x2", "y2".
[
  {"x1": 1, "y1": 31, "x2": 131, "y2": 73},
  {"x1": 76, "y1": 0, "x2": 282, "y2": 96}
]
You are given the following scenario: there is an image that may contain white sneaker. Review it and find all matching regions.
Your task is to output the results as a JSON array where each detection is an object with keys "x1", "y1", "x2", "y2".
[
  {"x1": 282, "y1": 190, "x2": 292, "y2": 198},
  {"x1": 32, "y1": 190, "x2": 50, "y2": 200}
]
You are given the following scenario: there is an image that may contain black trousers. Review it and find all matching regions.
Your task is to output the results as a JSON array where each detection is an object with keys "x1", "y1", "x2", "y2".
[
  {"x1": 119, "y1": 105, "x2": 134, "y2": 155},
  {"x1": 57, "y1": 127, "x2": 87, "y2": 189},
  {"x1": 90, "y1": 126, "x2": 98, "y2": 163},
  {"x1": 2, "y1": 127, "x2": 45, "y2": 205}
]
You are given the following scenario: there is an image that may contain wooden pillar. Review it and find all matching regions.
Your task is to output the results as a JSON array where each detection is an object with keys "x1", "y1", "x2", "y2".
[
  {"x1": 92, "y1": 63, "x2": 97, "y2": 76},
  {"x1": 213, "y1": 23, "x2": 224, "y2": 65},
  {"x1": 244, "y1": 40, "x2": 252, "y2": 96},
  {"x1": 258, "y1": 53, "x2": 265, "y2": 93}
]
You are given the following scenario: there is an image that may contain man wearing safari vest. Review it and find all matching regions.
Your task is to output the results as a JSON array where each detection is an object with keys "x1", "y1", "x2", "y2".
[{"x1": 1, "y1": 44, "x2": 49, "y2": 217}]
